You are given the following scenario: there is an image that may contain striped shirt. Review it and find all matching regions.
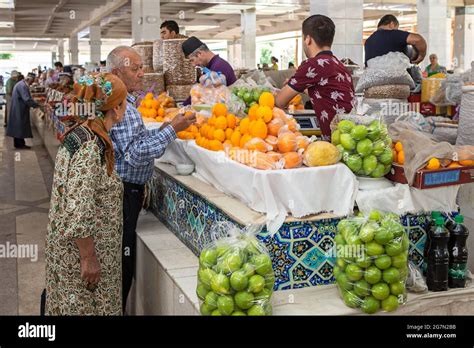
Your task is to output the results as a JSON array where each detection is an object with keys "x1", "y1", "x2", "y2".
[{"x1": 110, "y1": 94, "x2": 176, "y2": 185}]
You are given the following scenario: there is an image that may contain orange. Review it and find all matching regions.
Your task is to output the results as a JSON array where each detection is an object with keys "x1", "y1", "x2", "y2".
[
  {"x1": 212, "y1": 103, "x2": 228, "y2": 117},
  {"x1": 240, "y1": 134, "x2": 252, "y2": 148},
  {"x1": 200, "y1": 124, "x2": 208, "y2": 137},
  {"x1": 283, "y1": 152, "x2": 303, "y2": 169},
  {"x1": 145, "y1": 100, "x2": 153, "y2": 109},
  {"x1": 227, "y1": 114, "x2": 237, "y2": 129},
  {"x1": 213, "y1": 129, "x2": 226, "y2": 142},
  {"x1": 251, "y1": 152, "x2": 277, "y2": 170},
  {"x1": 225, "y1": 128, "x2": 234, "y2": 140},
  {"x1": 397, "y1": 151, "x2": 405, "y2": 165},
  {"x1": 189, "y1": 125, "x2": 199, "y2": 134},
  {"x1": 277, "y1": 133, "x2": 297, "y2": 153},
  {"x1": 158, "y1": 108, "x2": 165, "y2": 117},
  {"x1": 145, "y1": 92, "x2": 154, "y2": 100},
  {"x1": 394, "y1": 141, "x2": 403, "y2": 152},
  {"x1": 287, "y1": 119, "x2": 299, "y2": 132},
  {"x1": 259, "y1": 92, "x2": 275, "y2": 108},
  {"x1": 231, "y1": 130, "x2": 241, "y2": 147},
  {"x1": 209, "y1": 140, "x2": 224, "y2": 151},
  {"x1": 215, "y1": 116, "x2": 228, "y2": 130},
  {"x1": 268, "y1": 118, "x2": 284, "y2": 137},
  {"x1": 265, "y1": 135, "x2": 278, "y2": 151},
  {"x1": 140, "y1": 100, "x2": 147, "y2": 107},
  {"x1": 448, "y1": 162, "x2": 461, "y2": 168},
  {"x1": 156, "y1": 116, "x2": 163, "y2": 122},
  {"x1": 249, "y1": 119, "x2": 268, "y2": 139},
  {"x1": 392, "y1": 149, "x2": 398, "y2": 163},
  {"x1": 245, "y1": 138, "x2": 271, "y2": 152},
  {"x1": 208, "y1": 116, "x2": 216, "y2": 127},
  {"x1": 296, "y1": 136, "x2": 310, "y2": 151},
  {"x1": 207, "y1": 126, "x2": 215, "y2": 140},
  {"x1": 256, "y1": 106, "x2": 273, "y2": 123},
  {"x1": 459, "y1": 160, "x2": 474, "y2": 166},
  {"x1": 272, "y1": 107, "x2": 287, "y2": 121},
  {"x1": 248, "y1": 104, "x2": 260, "y2": 120},
  {"x1": 151, "y1": 99, "x2": 160, "y2": 109},
  {"x1": 240, "y1": 118, "x2": 251, "y2": 134},
  {"x1": 148, "y1": 108, "x2": 157, "y2": 118},
  {"x1": 426, "y1": 158, "x2": 440, "y2": 170},
  {"x1": 267, "y1": 151, "x2": 283, "y2": 162},
  {"x1": 137, "y1": 106, "x2": 146, "y2": 115}
]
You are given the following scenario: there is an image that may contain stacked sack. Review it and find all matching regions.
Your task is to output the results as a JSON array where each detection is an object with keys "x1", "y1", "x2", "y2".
[
  {"x1": 356, "y1": 52, "x2": 414, "y2": 125},
  {"x1": 134, "y1": 41, "x2": 165, "y2": 96}
]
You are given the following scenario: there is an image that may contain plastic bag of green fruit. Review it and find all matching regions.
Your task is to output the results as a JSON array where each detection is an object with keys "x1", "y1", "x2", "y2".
[
  {"x1": 196, "y1": 223, "x2": 274, "y2": 316},
  {"x1": 334, "y1": 210, "x2": 409, "y2": 314},
  {"x1": 330, "y1": 112, "x2": 394, "y2": 178}
]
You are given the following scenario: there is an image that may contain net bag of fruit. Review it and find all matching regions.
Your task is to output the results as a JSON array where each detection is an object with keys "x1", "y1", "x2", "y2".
[
  {"x1": 334, "y1": 211, "x2": 409, "y2": 314},
  {"x1": 330, "y1": 106, "x2": 394, "y2": 178},
  {"x1": 196, "y1": 222, "x2": 275, "y2": 316}
]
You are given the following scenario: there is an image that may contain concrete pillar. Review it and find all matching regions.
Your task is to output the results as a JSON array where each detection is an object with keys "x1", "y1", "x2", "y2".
[
  {"x1": 89, "y1": 25, "x2": 101, "y2": 65},
  {"x1": 310, "y1": 0, "x2": 364, "y2": 65},
  {"x1": 417, "y1": 0, "x2": 449, "y2": 68},
  {"x1": 69, "y1": 34, "x2": 79, "y2": 65},
  {"x1": 227, "y1": 39, "x2": 242, "y2": 68},
  {"x1": 454, "y1": 6, "x2": 474, "y2": 71},
  {"x1": 51, "y1": 52, "x2": 57, "y2": 67},
  {"x1": 240, "y1": 8, "x2": 256, "y2": 69},
  {"x1": 131, "y1": 0, "x2": 161, "y2": 43},
  {"x1": 57, "y1": 39, "x2": 64, "y2": 64}
]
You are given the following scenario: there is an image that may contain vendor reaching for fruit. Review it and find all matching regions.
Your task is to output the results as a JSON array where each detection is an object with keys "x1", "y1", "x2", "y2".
[{"x1": 275, "y1": 15, "x2": 355, "y2": 142}]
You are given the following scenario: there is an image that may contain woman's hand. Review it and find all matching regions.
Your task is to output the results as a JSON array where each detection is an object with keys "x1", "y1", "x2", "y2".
[{"x1": 80, "y1": 254, "x2": 101, "y2": 285}]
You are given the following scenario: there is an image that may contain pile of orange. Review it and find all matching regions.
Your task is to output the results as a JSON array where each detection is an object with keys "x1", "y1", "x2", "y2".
[
  {"x1": 138, "y1": 92, "x2": 175, "y2": 122},
  {"x1": 392, "y1": 141, "x2": 405, "y2": 165}
]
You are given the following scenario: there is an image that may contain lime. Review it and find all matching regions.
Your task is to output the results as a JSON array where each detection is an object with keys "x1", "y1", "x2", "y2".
[
  {"x1": 332, "y1": 129, "x2": 341, "y2": 145},
  {"x1": 255, "y1": 288, "x2": 272, "y2": 301},
  {"x1": 340, "y1": 133, "x2": 356, "y2": 151},
  {"x1": 199, "y1": 248, "x2": 218, "y2": 268},
  {"x1": 337, "y1": 272, "x2": 353, "y2": 290},
  {"x1": 363, "y1": 155, "x2": 378, "y2": 175},
  {"x1": 357, "y1": 138, "x2": 373, "y2": 157},
  {"x1": 346, "y1": 234, "x2": 362, "y2": 246},
  {"x1": 216, "y1": 244, "x2": 231, "y2": 258},
  {"x1": 374, "y1": 255, "x2": 392, "y2": 270},
  {"x1": 391, "y1": 254, "x2": 408, "y2": 269},
  {"x1": 382, "y1": 267, "x2": 400, "y2": 284},
  {"x1": 211, "y1": 309, "x2": 222, "y2": 316},
  {"x1": 336, "y1": 144, "x2": 346, "y2": 156},
  {"x1": 359, "y1": 223, "x2": 376, "y2": 242},
  {"x1": 379, "y1": 147, "x2": 394, "y2": 165},
  {"x1": 217, "y1": 295, "x2": 234, "y2": 315},
  {"x1": 222, "y1": 254, "x2": 243, "y2": 274},
  {"x1": 248, "y1": 274, "x2": 265, "y2": 293},
  {"x1": 196, "y1": 283, "x2": 209, "y2": 301},
  {"x1": 361, "y1": 296, "x2": 380, "y2": 314},
  {"x1": 334, "y1": 266, "x2": 342, "y2": 279},
  {"x1": 343, "y1": 290, "x2": 361, "y2": 308},
  {"x1": 364, "y1": 266, "x2": 382, "y2": 284},
  {"x1": 372, "y1": 139, "x2": 386, "y2": 156},
  {"x1": 385, "y1": 240, "x2": 403, "y2": 256},
  {"x1": 383, "y1": 164, "x2": 392, "y2": 175},
  {"x1": 230, "y1": 271, "x2": 249, "y2": 291},
  {"x1": 264, "y1": 273, "x2": 275, "y2": 290},
  {"x1": 367, "y1": 121, "x2": 381, "y2": 141},
  {"x1": 338, "y1": 120, "x2": 356, "y2": 133},
  {"x1": 371, "y1": 282, "x2": 390, "y2": 300},
  {"x1": 198, "y1": 268, "x2": 216, "y2": 290},
  {"x1": 242, "y1": 263, "x2": 256, "y2": 277},
  {"x1": 253, "y1": 254, "x2": 273, "y2": 276},
  {"x1": 390, "y1": 281, "x2": 406, "y2": 296},
  {"x1": 346, "y1": 154, "x2": 363, "y2": 173},
  {"x1": 336, "y1": 258, "x2": 347, "y2": 270},
  {"x1": 245, "y1": 238, "x2": 261, "y2": 255},
  {"x1": 247, "y1": 304, "x2": 266, "y2": 316},
  {"x1": 334, "y1": 234, "x2": 346, "y2": 246},
  {"x1": 211, "y1": 273, "x2": 230, "y2": 295},
  {"x1": 369, "y1": 210, "x2": 382, "y2": 222},
  {"x1": 381, "y1": 219, "x2": 405, "y2": 238},
  {"x1": 374, "y1": 228, "x2": 394, "y2": 245},
  {"x1": 243, "y1": 92, "x2": 253, "y2": 104},
  {"x1": 381, "y1": 295, "x2": 399, "y2": 312},
  {"x1": 351, "y1": 125, "x2": 368, "y2": 141},
  {"x1": 252, "y1": 90, "x2": 261, "y2": 102},
  {"x1": 398, "y1": 266, "x2": 408, "y2": 280},
  {"x1": 355, "y1": 255, "x2": 372, "y2": 268},
  {"x1": 354, "y1": 279, "x2": 371, "y2": 297},
  {"x1": 231, "y1": 311, "x2": 247, "y2": 316},
  {"x1": 200, "y1": 302, "x2": 213, "y2": 316},
  {"x1": 402, "y1": 234, "x2": 410, "y2": 251},
  {"x1": 371, "y1": 163, "x2": 386, "y2": 178},
  {"x1": 235, "y1": 291, "x2": 255, "y2": 309},
  {"x1": 345, "y1": 264, "x2": 364, "y2": 281},
  {"x1": 204, "y1": 291, "x2": 218, "y2": 310},
  {"x1": 366, "y1": 242, "x2": 384, "y2": 256}
]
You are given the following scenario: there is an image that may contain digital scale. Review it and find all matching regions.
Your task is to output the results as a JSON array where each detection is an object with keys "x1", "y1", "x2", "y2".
[{"x1": 287, "y1": 109, "x2": 321, "y2": 137}]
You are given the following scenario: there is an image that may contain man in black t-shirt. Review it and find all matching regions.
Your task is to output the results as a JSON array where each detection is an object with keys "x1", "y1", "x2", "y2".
[{"x1": 364, "y1": 14, "x2": 427, "y2": 66}]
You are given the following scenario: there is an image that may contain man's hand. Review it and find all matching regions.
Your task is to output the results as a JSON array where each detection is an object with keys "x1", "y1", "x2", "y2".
[
  {"x1": 80, "y1": 255, "x2": 101, "y2": 285},
  {"x1": 170, "y1": 112, "x2": 197, "y2": 133}
]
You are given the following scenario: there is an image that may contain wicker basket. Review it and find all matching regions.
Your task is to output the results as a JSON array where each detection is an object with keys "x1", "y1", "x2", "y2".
[
  {"x1": 163, "y1": 39, "x2": 196, "y2": 85},
  {"x1": 142, "y1": 73, "x2": 165, "y2": 96},
  {"x1": 133, "y1": 42, "x2": 154, "y2": 73},
  {"x1": 152, "y1": 39, "x2": 164, "y2": 73},
  {"x1": 166, "y1": 84, "x2": 193, "y2": 101}
]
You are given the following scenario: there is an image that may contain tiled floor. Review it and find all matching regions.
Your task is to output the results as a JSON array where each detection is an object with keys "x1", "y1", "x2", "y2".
[{"x1": 0, "y1": 110, "x2": 54, "y2": 315}]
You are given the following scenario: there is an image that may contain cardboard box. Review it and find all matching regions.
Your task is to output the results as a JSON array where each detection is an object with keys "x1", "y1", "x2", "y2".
[{"x1": 386, "y1": 163, "x2": 474, "y2": 189}]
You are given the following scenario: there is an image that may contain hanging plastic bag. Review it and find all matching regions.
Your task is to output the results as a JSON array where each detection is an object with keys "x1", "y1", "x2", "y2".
[
  {"x1": 334, "y1": 211, "x2": 409, "y2": 314},
  {"x1": 406, "y1": 262, "x2": 428, "y2": 293},
  {"x1": 196, "y1": 222, "x2": 275, "y2": 316}
]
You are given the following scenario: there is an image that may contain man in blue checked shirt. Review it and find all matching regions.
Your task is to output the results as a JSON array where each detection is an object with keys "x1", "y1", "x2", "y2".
[{"x1": 107, "y1": 46, "x2": 195, "y2": 313}]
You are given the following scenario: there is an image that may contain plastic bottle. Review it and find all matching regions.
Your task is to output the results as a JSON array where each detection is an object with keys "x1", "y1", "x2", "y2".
[
  {"x1": 426, "y1": 217, "x2": 449, "y2": 292},
  {"x1": 448, "y1": 215, "x2": 469, "y2": 288},
  {"x1": 423, "y1": 211, "x2": 441, "y2": 276}
]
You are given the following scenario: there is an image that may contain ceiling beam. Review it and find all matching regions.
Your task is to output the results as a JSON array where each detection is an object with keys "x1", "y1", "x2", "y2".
[{"x1": 43, "y1": 0, "x2": 68, "y2": 34}]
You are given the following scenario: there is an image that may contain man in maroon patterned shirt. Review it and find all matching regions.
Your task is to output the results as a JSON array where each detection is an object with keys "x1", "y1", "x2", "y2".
[{"x1": 275, "y1": 15, "x2": 356, "y2": 141}]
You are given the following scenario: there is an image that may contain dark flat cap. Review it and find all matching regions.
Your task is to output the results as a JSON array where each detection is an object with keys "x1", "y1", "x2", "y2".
[{"x1": 182, "y1": 36, "x2": 204, "y2": 58}]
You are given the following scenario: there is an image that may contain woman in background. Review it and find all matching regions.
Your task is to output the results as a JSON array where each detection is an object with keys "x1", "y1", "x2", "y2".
[{"x1": 271, "y1": 56, "x2": 279, "y2": 70}]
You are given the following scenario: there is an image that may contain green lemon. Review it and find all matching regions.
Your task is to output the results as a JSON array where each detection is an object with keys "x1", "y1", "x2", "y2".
[
  {"x1": 265, "y1": 273, "x2": 275, "y2": 290},
  {"x1": 371, "y1": 282, "x2": 390, "y2": 300},
  {"x1": 345, "y1": 264, "x2": 364, "y2": 281},
  {"x1": 211, "y1": 273, "x2": 230, "y2": 295},
  {"x1": 253, "y1": 254, "x2": 273, "y2": 276},
  {"x1": 363, "y1": 155, "x2": 378, "y2": 175},
  {"x1": 371, "y1": 163, "x2": 386, "y2": 178},
  {"x1": 374, "y1": 228, "x2": 394, "y2": 245},
  {"x1": 337, "y1": 272, "x2": 353, "y2": 291},
  {"x1": 199, "y1": 248, "x2": 218, "y2": 268},
  {"x1": 338, "y1": 120, "x2": 356, "y2": 133},
  {"x1": 398, "y1": 265, "x2": 409, "y2": 280},
  {"x1": 379, "y1": 147, "x2": 394, "y2": 165},
  {"x1": 381, "y1": 295, "x2": 399, "y2": 312},
  {"x1": 222, "y1": 254, "x2": 243, "y2": 274},
  {"x1": 374, "y1": 255, "x2": 392, "y2": 270},
  {"x1": 215, "y1": 244, "x2": 231, "y2": 257},
  {"x1": 198, "y1": 268, "x2": 216, "y2": 290},
  {"x1": 359, "y1": 222, "x2": 376, "y2": 243},
  {"x1": 211, "y1": 309, "x2": 222, "y2": 316},
  {"x1": 383, "y1": 267, "x2": 400, "y2": 284},
  {"x1": 367, "y1": 121, "x2": 381, "y2": 141},
  {"x1": 357, "y1": 138, "x2": 373, "y2": 157},
  {"x1": 204, "y1": 291, "x2": 219, "y2": 310},
  {"x1": 402, "y1": 234, "x2": 410, "y2": 251},
  {"x1": 334, "y1": 234, "x2": 346, "y2": 246},
  {"x1": 196, "y1": 283, "x2": 209, "y2": 301},
  {"x1": 343, "y1": 290, "x2": 361, "y2": 308},
  {"x1": 334, "y1": 265, "x2": 342, "y2": 279},
  {"x1": 248, "y1": 274, "x2": 265, "y2": 293},
  {"x1": 364, "y1": 266, "x2": 382, "y2": 285},
  {"x1": 242, "y1": 263, "x2": 256, "y2": 277},
  {"x1": 361, "y1": 296, "x2": 380, "y2": 314},
  {"x1": 355, "y1": 255, "x2": 372, "y2": 269},
  {"x1": 391, "y1": 254, "x2": 408, "y2": 269},
  {"x1": 369, "y1": 210, "x2": 382, "y2": 222},
  {"x1": 235, "y1": 291, "x2": 255, "y2": 310},
  {"x1": 390, "y1": 281, "x2": 406, "y2": 296},
  {"x1": 217, "y1": 295, "x2": 234, "y2": 315},
  {"x1": 372, "y1": 139, "x2": 386, "y2": 156},
  {"x1": 354, "y1": 279, "x2": 371, "y2": 297},
  {"x1": 200, "y1": 302, "x2": 213, "y2": 316},
  {"x1": 340, "y1": 133, "x2": 356, "y2": 151},
  {"x1": 366, "y1": 242, "x2": 385, "y2": 256},
  {"x1": 336, "y1": 258, "x2": 347, "y2": 270},
  {"x1": 346, "y1": 154, "x2": 363, "y2": 173},
  {"x1": 231, "y1": 311, "x2": 247, "y2": 316},
  {"x1": 332, "y1": 129, "x2": 341, "y2": 145},
  {"x1": 351, "y1": 125, "x2": 368, "y2": 141},
  {"x1": 247, "y1": 304, "x2": 266, "y2": 316},
  {"x1": 255, "y1": 288, "x2": 272, "y2": 301},
  {"x1": 385, "y1": 240, "x2": 403, "y2": 256},
  {"x1": 230, "y1": 271, "x2": 249, "y2": 291}
]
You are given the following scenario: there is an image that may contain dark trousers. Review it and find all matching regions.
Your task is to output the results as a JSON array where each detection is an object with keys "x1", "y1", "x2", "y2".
[
  {"x1": 13, "y1": 138, "x2": 25, "y2": 148},
  {"x1": 122, "y1": 181, "x2": 145, "y2": 313}
]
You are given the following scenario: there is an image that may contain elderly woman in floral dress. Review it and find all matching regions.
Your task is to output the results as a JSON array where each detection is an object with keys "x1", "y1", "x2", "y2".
[{"x1": 45, "y1": 73, "x2": 127, "y2": 315}]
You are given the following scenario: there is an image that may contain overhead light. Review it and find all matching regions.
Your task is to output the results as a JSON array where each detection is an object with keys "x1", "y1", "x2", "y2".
[
  {"x1": 0, "y1": 21, "x2": 14, "y2": 28},
  {"x1": 0, "y1": 0, "x2": 14, "y2": 9}
]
